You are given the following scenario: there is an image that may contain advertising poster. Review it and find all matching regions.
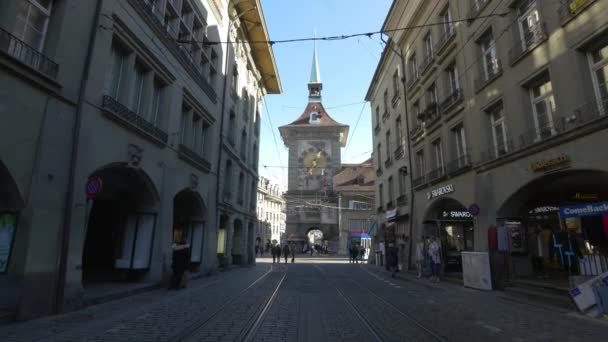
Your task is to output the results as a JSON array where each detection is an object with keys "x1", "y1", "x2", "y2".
[
  {"x1": 462, "y1": 252, "x2": 492, "y2": 290},
  {"x1": 0, "y1": 213, "x2": 17, "y2": 273}
]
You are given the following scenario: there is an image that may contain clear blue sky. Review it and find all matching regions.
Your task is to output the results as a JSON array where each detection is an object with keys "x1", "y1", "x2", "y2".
[{"x1": 258, "y1": 0, "x2": 393, "y2": 187}]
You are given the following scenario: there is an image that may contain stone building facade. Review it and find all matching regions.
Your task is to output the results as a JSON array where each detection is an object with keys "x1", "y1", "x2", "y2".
[
  {"x1": 369, "y1": 0, "x2": 608, "y2": 286},
  {"x1": 256, "y1": 176, "x2": 286, "y2": 245},
  {"x1": 0, "y1": 0, "x2": 279, "y2": 320}
]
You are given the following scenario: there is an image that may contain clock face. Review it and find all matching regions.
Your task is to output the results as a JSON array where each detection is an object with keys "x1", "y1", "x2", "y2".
[{"x1": 297, "y1": 141, "x2": 332, "y2": 190}]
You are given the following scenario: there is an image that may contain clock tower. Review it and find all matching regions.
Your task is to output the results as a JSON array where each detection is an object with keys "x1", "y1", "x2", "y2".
[{"x1": 279, "y1": 43, "x2": 349, "y2": 248}]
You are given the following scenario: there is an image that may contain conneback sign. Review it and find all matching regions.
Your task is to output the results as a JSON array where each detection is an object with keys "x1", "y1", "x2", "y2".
[{"x1": 559, "y1": 202, "x2": 608, "y2": 219}]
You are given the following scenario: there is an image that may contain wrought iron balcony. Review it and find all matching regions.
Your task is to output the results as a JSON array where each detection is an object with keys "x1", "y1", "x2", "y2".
[
  {"x1": 479, "y1": 140, "x2": 514, "y2": 164},
  {"x1": 440, "y1": 89, "x2": 464, "y2": 115},
  {"x1": 427, "y1": 166, "x2": 445, "y2": 182},
  {"x1": 382, "y1": 110, "x2": 390, "y2": 121},
  {"x1": 102, "y1": 95, "x2": 168, "y2": 144},
  {"x1": 412, "y1": 175, "x2": 427, "y2": 189},
  {"x1": 409, "y1": 124, "x2": 424, "y2": 140},
  {"x1": 445, "y1": 154, "x2": 471, "y2": 175},
  {"x1": 435, "y1": 28, "x2": 456, "y2": 56},
  {"x1": 392, "y1": 94, "x2": 401, "y2": 108},
  {"x1": 385, "y1": 157, "x2": 393, "y2": 168},
  {"x1": 0, "y1": 27, "x2": 58, "y2": 79},
  {"x1": 178, "y1": 144, "x2": 212, "y2": 172},
  {"x1": 508, "y1": 23, "x2": 548, "y2": 66},
  {"x1": 396, "y1": 194, "x2": 408, "y2": 206},
  {"x1": 394, "y1": 144, "x2": 405, "y2": 160},
  {"x1": 474, "y1": 58, "x2": 502, "y2": 93},
  {"x1": 558, "y1": 0, "x2": 596, "y2": 24},
  {"x1": 423, "y1": 103, "x2": 441, "y2": 128},
  {"x1": 419, "y1": 54, "x2": 435, "y2": 76}
]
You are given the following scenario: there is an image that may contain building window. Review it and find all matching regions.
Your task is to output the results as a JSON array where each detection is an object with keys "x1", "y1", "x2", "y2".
[
  {"x1": 385, "y1": 130, "x2": 391, "y2": 160},
  {"x1": 131, "y1": 61, "x2": 147, "y2": 113},
  {"x1": 228, "y1": 110, "x2": 236, "y2": 144},
  {"x1": 180, "y1": 106, "x2": 190, "y2": 145},
  {"x1": 488, "y1": 102, "x2": 509, "y2": 157},
  {"x1": 409, "y1": 54, "x2": 418, "y2": 80},
  {"x1": 388, "y1": 176, "x2": 394, "y2": 205},
  {"x1": 432, "y1": 139, "x2": 444, "y2": 171},
  {"x1": 440, "y1": 6, "x2": 454, "y2": 35},
  {"x1": 446, "y1": 63, "x2": 460, "y2": 95},
  {"x1": 452, "y1": 124, "x2": 468, "y2": 165},
  {"x1": 589, "y1": 42, "x2": 608, "y2": 115},
  {"x1": 426, "y1": 83, "x2": 438, "y2": 108},
  {"x1": 149, "y1": 79, "x2": 164, "y2": 126},
  {"x1": 377, "y1": 143, "x2": 382, "y2": 168},
  {"x1": 106, "y1": 43, "x2": 127, "y2": 98},
  {"x1": 224, "y1": 160, "x2": 233, "y2": 195},
  {"x1": 240, "y1": 129, "x2": 247, "y2": 159},
  {"x1": 479, "y1": 31, "x2": 499, "y2": 80},
  {"x1": 392, "y1": 70, "x2": 400, "y2": 99},
  {"x1": 413, "y1": 101, "x2": 421, "y2": 127},
  {"x1": 529, "y1": 79, "x2": 556, "y2": 139},
  {"x1": 395, "y1": 116, "x2": 403, "y2": 148},
  {"x1": 378, "y1": 183, "x2": 384, "y2": 208},
  {"x1": 231, "y1": 66, "x2": 238, "y2": 93},
  {"x1": 424, "y1": 33, "x2": 433, "y2": 61},
  {"x1": 14, "y1": 0, "x2": 53, "y2": 51},
  {"x1": 383, "y1": 90, "x2": 389, "y2": 115},
  {"x1": 399, "y1": 168, "x2": 407, "y2": 195},
  {"x1": 375, "y1": 105, "x2": 380, "y2": 126},
  {"x1": 517, "y1": 0, "x2": 541, "y2": 51},
  {"x1": 416, "y1": 150, "x2": 425, "y2": 178}
]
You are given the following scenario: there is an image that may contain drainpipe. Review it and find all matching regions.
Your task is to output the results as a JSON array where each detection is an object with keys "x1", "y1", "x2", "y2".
[
  {"x1": 56, "y1": 0, "x2": 104, "y2": 313},
  {"x1": 380, "y1": 35, "x2": 415, "y2": 271}
]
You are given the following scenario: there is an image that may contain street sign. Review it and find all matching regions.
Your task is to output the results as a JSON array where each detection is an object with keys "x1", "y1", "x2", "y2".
[
  {"x1": 468, "y1": 204, "x2": 480, "y2": 217},
  {"x1": 85, "y1": 177, "x2": 103, "y2": 198}
]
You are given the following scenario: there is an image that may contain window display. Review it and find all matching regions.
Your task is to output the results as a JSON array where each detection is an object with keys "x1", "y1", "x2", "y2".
[{"x1": 0, "y1": 213, "x2": 17, "y2": 273}]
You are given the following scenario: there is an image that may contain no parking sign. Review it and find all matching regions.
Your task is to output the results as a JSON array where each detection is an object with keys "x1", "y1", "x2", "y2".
[{"x1": 85, "y1": 177, "x2": 103, "y2": 198}]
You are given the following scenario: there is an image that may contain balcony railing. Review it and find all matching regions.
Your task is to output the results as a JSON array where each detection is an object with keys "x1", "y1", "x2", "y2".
[
  {"x1": 440, "y1": 89, "x2": 464, "y2": 115},
  {"x1": 376, "y1": 167, "x2": 383, "y2": 177},
  {"x1": 558, "y1": 0, "x2": 596, "y2": 24},
  {"x1": 413, "y1": 175, "x2": 427, "y2": 189},
  {"x1": 374, "y1": 123, "x2": 381, "y2": 135},
  {"x1": 406, "y1": 74, "x2": 419, "y2": 91},
  {"x1": 102, "y1": 95, "x2": 168, "y2": 143},
  {"x1": 479, "y1": 140, "x2": 514, "y2": 164},
  {"x1": 423, "y1": 103, "x2": 441, "y2": 128},
  {"x1": 385, "y1": 157, "x2": 393, "y2": 168},
  {"x1": 508, "y1": 23, "x2": 548, "y2": 65},
  {"x1": 474, "y1": 58, "x2": 502, "y2": 92},
  {"x1": 467, "y1": 0, "x2": 491, "y2": 23},
  {"x1": 396, "y1": 194, "x2": 408, "y2": 206},
  {"x1": 178, "y1": 144, "x2": 212, "y2": 172},
  {"x1": 394, "y1": 144, "x2": 405, "y2": 160},
  {"x1": 428, "y1": 166, "x2": 446, "y2": 182},
  {"x1": 382, "y1": 110, "x2": 390, "y2": 121},
  {"x1": 419, "y1": 54, "x2": 435, "y2": 76},
  {"x1": 409, "y1": 124, "x2": 424, "y2": 140},
  {"x1": 435, "y1": 28, "x2": 456, "y2": 56},
  {"x1": 0, "y1": 27, "x2": 59, "y2": 79},
  {"x1": 445, "y1": 154, "x2": 471, "y2": 175},
  {"x1": 392, "y1": 94, "x2": 401, "y2": 108}
]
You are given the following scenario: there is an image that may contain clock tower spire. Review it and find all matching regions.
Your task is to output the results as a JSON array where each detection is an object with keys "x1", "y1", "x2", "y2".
[{"x1": 308, "y1": 35, "x2": 322, "y2": 103}]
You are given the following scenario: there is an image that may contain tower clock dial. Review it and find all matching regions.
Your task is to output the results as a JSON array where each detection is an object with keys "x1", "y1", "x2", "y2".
[{"x1": 297, "y1": 141, "x2": 332, "y2": 190}]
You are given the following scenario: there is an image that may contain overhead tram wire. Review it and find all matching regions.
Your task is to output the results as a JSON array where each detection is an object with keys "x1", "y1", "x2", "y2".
[
  {"x1": 344, "y1": 101, "x2": 369, "y2": 154},
  {"x1": 176, "y1": 12, "x2": 510, "y2": 46}
]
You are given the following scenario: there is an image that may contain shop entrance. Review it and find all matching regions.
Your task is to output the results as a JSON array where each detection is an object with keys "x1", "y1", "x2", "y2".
[
  {"x1": 81, "y1": 164, "x2": 159, "y2": 285},
  {"x1": 231, "y1": 219, "x2": 243, "y2": 265},
  {"x1": 423, "y1": 197, "x2": 474, "y2": 273},
  {"x1": 497, "y1": 170, "x2": 608, "y2": 282},
  {"x1": 0, "y1": 160, "x2": 24, "y2": 276},
  {"x1": 173, "y1": 190, "x2": 205, "y2": 269}
]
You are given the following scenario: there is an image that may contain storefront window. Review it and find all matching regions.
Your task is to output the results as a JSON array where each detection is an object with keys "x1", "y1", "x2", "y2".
[
  {"x1": 0, "y1": 213, "x2": 18, "y2": 273},
  {"x1": 589, "y1": 43, "x2": 608, "y2": 115}
]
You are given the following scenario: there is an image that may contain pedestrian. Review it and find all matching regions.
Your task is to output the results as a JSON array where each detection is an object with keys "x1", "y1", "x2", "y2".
[
  {"x1": 255, "y1": 245, "x2": 259, "y2": 257},
  {"x1": 310, "y1": 244, "x2": 314, "y2": 256},
  {"x1": 290, "y1": 242, "x2": 296, "y2": 263},
  {"x1": 170, "y1": 238, "x2": 191, "y2": 289},
  {"x1": 283, "y1": 244, "x2": 290, "y2": 264},
  {"x1": 386, "y1": 243, "x2": 399, "y2": 278},
  {"x1": 359, "y1": 245, "x2": 365, "y2": 262},
  {"x1": 272, "y1": 244, "x2": 278, "y2": 263},
  {"x1": 415, "y1": 236, "x2": 426, "y2": 279},
  {"x1": 428, "y1": 236, "x2": 441, "y2": 283},
  {"x1": 352, "y1": 245, "x2": 360, "y2": 264}
]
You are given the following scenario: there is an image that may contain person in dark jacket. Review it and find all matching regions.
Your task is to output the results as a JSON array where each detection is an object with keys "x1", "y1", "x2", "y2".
[
  {"x1": 386, "y1": 243, "x2": 399, "y2": 278},
  {"x1": 351, "y1": 245, "x2": 360, "y2": 264},
  {"x1": 283, "y1": 244, "x2": 290, "y2": 264},
  {"x1": 170, "y1": 239, "x2": 191, "y2": 289},
  {"x1": 272, "y1": 244, "x2": 279, "y2": 263}
]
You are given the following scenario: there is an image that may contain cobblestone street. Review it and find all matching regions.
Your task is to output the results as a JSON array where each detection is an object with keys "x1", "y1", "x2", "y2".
[{"x1": 0, "y1": 257, "x2": 607, "y2": 342}]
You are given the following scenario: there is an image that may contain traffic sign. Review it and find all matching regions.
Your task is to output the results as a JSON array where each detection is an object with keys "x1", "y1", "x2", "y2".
[
  {"x1": 85, "y1": 177, "x2": 103, "y2": 198},
  {"x1": 468, "y1": 204, "x2": 480, "y2": 217}
]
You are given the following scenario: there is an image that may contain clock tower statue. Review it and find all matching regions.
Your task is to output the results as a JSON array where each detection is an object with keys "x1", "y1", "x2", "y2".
[{"x1": 279, "y1": 43, "x2": 349, "y2": 249}]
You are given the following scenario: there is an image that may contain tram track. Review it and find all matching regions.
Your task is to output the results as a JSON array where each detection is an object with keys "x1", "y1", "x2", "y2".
[
  {"x1": 169, "y1": 264, "x2": 287, "y2": 342},
  {"x1": 317, "y1": 265, "x2": 446, "y2": 342}
]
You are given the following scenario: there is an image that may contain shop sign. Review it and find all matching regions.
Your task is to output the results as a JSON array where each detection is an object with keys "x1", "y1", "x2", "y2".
[
  {"x1": 0, "y1": 213, "x2": 17, "y2": 273},
  {"x1": 385, "y1": 208, "x2": 398, "y2": 220},
  {"x1": 426, "y1": 184, "x2": 454, "y2": 200},
  {"x1": 85, "y1": 176, "x2": 103, "y2": 198},
  {"x1": 569, "y1": 0, "x2": 590, "y2": 13},
  {"x1": 528, "y1": 206, "x2": 559, "y2": 214},
  {"x1": 559, "y1": 202, "x2": 608, "y2": 219},
  {"x1": 530, "y1": 154, "x2": 570, "y2": 172},
  {"x1": 468, "y1": 204, "x2": 480, "y2": 217},
  {"x1": 442, "y1": 210, "x2": 472, "y2": 219},
  {"x1": 573, "y1": 192, "x2": 599, "y2": 201}
]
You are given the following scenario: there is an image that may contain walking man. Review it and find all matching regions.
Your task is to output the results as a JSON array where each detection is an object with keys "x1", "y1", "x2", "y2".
[
  {"x1": 386, "y1": 243, "x2": 399, "y2": 278},
  {"x1": 352, "y1": 244, "x2": 360, "y2": 264},
  {"x1": 428, "y1": 236, "x2": 441, "y2": 282},
  {"x1": 415, "y1": 236, "x2": 426, "y2": 278},
  {"x1": 283, "y1": 244, "x2": 290, "y2": 264},
  {"x1": 290, "y1": 242, "x2": 296, "y2": 263}
]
